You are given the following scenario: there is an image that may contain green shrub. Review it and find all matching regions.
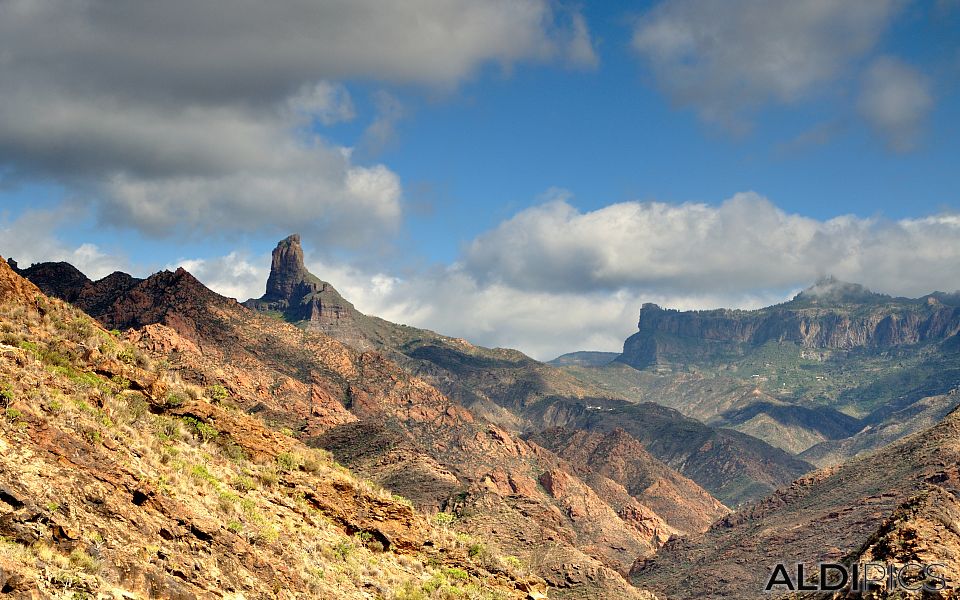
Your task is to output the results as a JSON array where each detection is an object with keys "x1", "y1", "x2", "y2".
[
  {"x1": 190, "y1": 463, "x2": 218, "y2": 486},
  {"x1": 276, "y1": 451, "x2": 301, "y2": 472},
  {"x1": 434, "y1": 512, "x2": 455, "y2": 527},
  {"x1": 332, "y1": 540, "x2": 353, "y2": 561},
  {"x1": 232, "y1": 474, "x2": 257, "y2": 492},
  {"x1": 68, "y1": 548, "x2": 101, "y2": 574},
  {"x1": 443, "y1": 567, "x2": 469, "y2": 581},
  {"x1": 122, "y1": 392, "x2": 149, "y2": 421},
  {"x1": 0, "y1": 384, "x2": 13, "y2": 407},
  {"x1": 182, "y1": 416, "x2": 219, "y2": 443},
  {"x1": 117, "y1": 347, "x2": 137, "y2": 365},
  {"x1": 208, "y1": 384, "x2": 229, "y2": 402},
  {"x1": 165, "y1": 391, "x2": 186, "y2": 407}
]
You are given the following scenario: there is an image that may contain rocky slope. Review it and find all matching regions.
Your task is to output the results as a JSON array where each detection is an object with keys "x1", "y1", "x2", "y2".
[
  {"x1": 631, "y1": 404, "x2": 960, "y2": 599},
  {"x1": 526, "y1": 428, "x2": 729, "y2": 536},
  {"x1": 524, "y1": 398, "x2": 812, "y2": 507},
  {"x1": 8, "y1": 256, "x2": 667, "y2": 598},
  {"x1": 0, "y1": 257, "x2": 546, "y2": 600},
  {"x1": 231, "y1": 235, "x2": 815, "y2": 507}
]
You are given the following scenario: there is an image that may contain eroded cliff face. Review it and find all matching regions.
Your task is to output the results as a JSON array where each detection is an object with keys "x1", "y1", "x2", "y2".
[{"x1": 619, "y1": 283, "x2": 960, "y2": 370}]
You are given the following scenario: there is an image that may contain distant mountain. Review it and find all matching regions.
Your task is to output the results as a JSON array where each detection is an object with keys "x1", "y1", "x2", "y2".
[
  {"x1": 618, "y1": 279, "x2": 960, "y2": 372},
  {"x1": 548, "y1": 351, "x2": 620, "y2": 368},
  {"x1": 555, "y1": 278, "x2": 960, "y2": 460},
  {"x1": 524, "y1": 397, "x2": 812, "y2": 507},
  {"x1": 527, "y1": 428, "x2": 729, "y2": 536}
]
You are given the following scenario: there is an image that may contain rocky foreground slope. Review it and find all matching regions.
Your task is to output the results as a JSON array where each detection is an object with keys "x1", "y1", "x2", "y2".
[
  {"x1": 0, "y1": 257, "x2": 546, "y2": 599},
  {"x1": 7, "y1": 256, "x2": 675, "y2": 598},
  {"x1": 632, "y1": 403, "x2": 960, "y2": 599}
]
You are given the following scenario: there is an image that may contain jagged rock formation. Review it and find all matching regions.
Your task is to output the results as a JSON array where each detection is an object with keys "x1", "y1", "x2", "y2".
[
  {"x1": 632, "y1": 405, "x2": 960, "y2": 599},
  {"x1": 237, "y1": 233, "x2": 387, "y2": 370},
  {"x1": 243, "y1": 234, "x2": 358, "y2": 329}
]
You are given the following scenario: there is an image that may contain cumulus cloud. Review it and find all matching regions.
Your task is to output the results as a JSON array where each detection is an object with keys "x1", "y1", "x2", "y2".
[
  {"x1": 0, "y1": 0, "x2": 593, "y2": 242},
  {"x1": 858, "y1": 57, "x2": 934, "y2": 152},
  {"x1": 168, "y1": 252, "x2": 269, "y2": 301},
  {"x1": 286, "y1": 82, "x2": 356, "y2": 127},
  {"x1": 462, "y1": 192, "x2": 960, "y2": 298},
  {"x1": 631, "y1": 0, "x2": 901, "y2": 128}
]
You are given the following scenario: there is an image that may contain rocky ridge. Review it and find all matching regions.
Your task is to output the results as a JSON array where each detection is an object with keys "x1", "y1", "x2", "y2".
[{"x1": 618, "y1": 280, "x2": 960, "y2": 371}]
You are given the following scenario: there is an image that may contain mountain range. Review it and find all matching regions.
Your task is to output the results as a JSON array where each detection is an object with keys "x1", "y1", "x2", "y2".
[{"x1": 3, "y1": 233, "x2": 959, "y2": 599}]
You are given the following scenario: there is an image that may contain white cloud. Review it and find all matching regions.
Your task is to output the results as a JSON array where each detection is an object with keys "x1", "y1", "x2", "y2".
[
  {"x1": 97, "y1": 160, "x2": 402, "y2": 243},
  {"x1": 462, "y1": 192, "x2": 960, "y2": 299},
  {"x1": 0, "y1": 0, "x2": 594, "y2": 243},
  {"x1": 0, "y1": 208, "x2": 126, "y2": 279},
  {"x1": 286, "y1": 82, "x2": 356, "y2": 126},
  {"x1": 168, "y1": 252, "x2": 269, "y2": 301},
  {"x1": 564, "y1": 13, "x2": 600, "y2": 70},
  {"x1": 631, "y1": 0, "x2": 901, "y2": 128},
  {"x1": 858, "y1": 57, "x2": 933, "y2": 152}
]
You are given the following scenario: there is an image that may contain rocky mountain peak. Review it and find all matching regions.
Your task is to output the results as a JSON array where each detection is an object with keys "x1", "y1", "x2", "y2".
[
  {"x1": 245, "y1": 234, "x2": 357, "y2": 329},
  {"x1": 10, "y1": 259, "x2": 92, "y2": 302},
  {"x1": 264, "y1": 233, "x2": 308, "y2": 301}
]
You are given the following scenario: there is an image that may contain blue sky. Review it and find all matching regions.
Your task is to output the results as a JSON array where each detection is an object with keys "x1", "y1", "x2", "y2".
[{"x1": 1, "y1": 1, "x2": 959, "y2": 358}]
